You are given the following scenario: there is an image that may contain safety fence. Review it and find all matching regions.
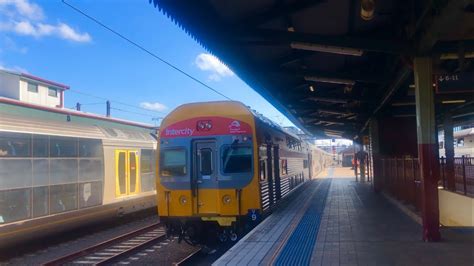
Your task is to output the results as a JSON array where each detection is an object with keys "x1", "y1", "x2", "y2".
[
  {"x1": 376, "y1": 156, "x2": 473, "y2": 211},
  {"x1": 440, "y1": 156, "x2": 474, "y2": 196}
]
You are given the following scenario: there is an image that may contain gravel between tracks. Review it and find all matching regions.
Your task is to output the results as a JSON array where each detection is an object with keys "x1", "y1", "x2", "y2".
[{"x1": 1, "y1": 210, "x2": 159, "y2": 265}]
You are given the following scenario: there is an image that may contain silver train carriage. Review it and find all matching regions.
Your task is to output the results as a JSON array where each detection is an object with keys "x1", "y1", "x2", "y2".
[{"x1": 0, "y1": 98, "x2": 157, "y2": 248}]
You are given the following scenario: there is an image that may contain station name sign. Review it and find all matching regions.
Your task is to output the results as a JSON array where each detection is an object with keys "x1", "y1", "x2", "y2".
[{"x1": 435, "y1": 72, "x2": 474, "y2": 93}]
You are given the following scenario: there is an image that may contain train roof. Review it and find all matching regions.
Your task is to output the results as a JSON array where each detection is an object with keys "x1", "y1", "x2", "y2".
[
  {"x1": 165, "y1": 101, "x2": 304, "y2": 141},
  {"x1": 0, "y1": 97, "x2": 156, "y2": 142},
  {"x1": 454, "y1": 128, "x2": 474, "y2": 138}
]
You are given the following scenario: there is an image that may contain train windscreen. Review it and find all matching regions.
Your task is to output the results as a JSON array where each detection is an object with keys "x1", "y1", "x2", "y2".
[
  {"x1": 222, "y1": 146, "x2": 252, "y2": 173},
  {"x1": 161, "y1": 149, "x2": 186, "y2": 176}
]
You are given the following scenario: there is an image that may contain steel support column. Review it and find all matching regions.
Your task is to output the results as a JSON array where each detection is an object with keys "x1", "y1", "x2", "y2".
[
  {"x1": 414, "y1": 57, "x2": 441, "y2": 241},
  {"x1": 369, "y1": 118, "x2": 381, "y2": 192},
  {"x1": 443, "y1": 112, "x2": 456, "y2": 191}
]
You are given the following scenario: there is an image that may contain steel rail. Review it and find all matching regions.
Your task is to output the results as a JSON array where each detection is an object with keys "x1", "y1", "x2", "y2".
[{"x1": 42, "y1": 222, "x2": 162, "y2": 266}]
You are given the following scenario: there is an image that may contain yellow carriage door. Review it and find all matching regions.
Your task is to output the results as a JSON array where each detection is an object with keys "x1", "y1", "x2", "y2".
[{"x1": 115, "y1": 150, "x2": 140, "y2": 197}]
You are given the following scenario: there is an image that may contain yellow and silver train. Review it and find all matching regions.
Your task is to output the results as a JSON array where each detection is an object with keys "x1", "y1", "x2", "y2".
[
  {"x1": 0, "y1": 98, "x2": 157, "y2": 248},
  {"x1": 156, "y1": 101, "x2": 331, "y2": 242}
]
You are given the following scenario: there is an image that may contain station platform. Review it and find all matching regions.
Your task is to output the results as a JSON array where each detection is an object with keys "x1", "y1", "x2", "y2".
[{"x1": 214, "y1": 167, "x2": 474, "y2": 266}]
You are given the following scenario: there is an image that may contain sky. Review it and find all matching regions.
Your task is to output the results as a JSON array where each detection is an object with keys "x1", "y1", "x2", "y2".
[{"x1": 0, "y1": 0, "x2": 297, "y2": 128}]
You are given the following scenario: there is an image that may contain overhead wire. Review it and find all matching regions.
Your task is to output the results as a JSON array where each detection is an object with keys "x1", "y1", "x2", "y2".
[
  {"x1": 67, "y1": 89, "x2": 166, "y2": 114},
  {"x1": 61, "y1": 0, "x2": 232, "y2": 101}
]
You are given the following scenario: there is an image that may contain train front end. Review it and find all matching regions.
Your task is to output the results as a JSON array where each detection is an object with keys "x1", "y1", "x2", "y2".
[{"x1": 156, "y1": 102, "x2": 261, "y2": 242}]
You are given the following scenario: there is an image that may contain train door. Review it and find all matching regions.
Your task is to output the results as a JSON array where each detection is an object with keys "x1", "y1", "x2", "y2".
[
  {"x1": 192, "y1": 141, "x2": 217, "y2": 215},
  {"x1": 115, "y1": 150, "x2": 140, "y2": 197}
]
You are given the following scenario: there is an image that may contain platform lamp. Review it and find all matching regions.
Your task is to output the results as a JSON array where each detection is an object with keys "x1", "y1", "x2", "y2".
[{"x1": 361, "y1": 0, "x2": 375, "y2": 21}]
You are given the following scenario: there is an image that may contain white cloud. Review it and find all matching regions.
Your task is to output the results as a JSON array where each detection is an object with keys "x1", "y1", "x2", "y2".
[
  {"x1": 0, "y1": 0, "x2": 44, "y2": 20},
  {"x1": 0, "y1": 0, "x2": 91, "y2": 43},
  {"x1": 195, "y1": 53, "x2": 234, "y2": 81},
  {"x1": 139, "y1": 102, "x2": 168, "y2": 112}
]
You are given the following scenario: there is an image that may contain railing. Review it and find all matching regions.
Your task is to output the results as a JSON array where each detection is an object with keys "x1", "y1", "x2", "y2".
[
  {"x1": 440, "y1": 156, "x2": 474, "y2": 196},
  {"x1": 376, "y1": 156, "x2": 473, "y2": 211}
]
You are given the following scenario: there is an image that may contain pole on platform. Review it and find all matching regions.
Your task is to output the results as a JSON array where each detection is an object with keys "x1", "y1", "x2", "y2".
[
  {"x1": 443, "y1": 112, "x2": 455, "y2": 191},
  {"x1": 414, "y1": 57, "x2": 441, "y2": 242},
  {"x1": 369, "y1": 118, "x2": 380, "y2": 191}
]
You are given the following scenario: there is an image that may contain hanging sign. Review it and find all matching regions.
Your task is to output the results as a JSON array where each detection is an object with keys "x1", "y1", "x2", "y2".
[{"x1": 435, "y1": 72, "x2": 474, "y2": 93}]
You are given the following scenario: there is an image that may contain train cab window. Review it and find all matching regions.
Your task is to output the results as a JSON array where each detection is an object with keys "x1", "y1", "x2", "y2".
[
  {"x1": 161, "y1": 149, "x2": 187, "y2": 177},
  {"x1": 200, "y1": 148, "x2": 212, "y2": 175},
  {"x1": 0, "y1": 132, "x2": 31, "y2": 157},
  {"x1": 50, "y1": 136, "x2": 77, "y2": 157},
  {"x1": 457, "y1": 138, "x2": 464, "y2": 147},
  {"x1": 222, "y1": 146, "x2": 252, "y2": 174}
]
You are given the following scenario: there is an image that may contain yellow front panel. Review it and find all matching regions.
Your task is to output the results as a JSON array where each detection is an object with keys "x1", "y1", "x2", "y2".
[
  {"x1": 157, "y1": 190, "x2": 194, "y2": 216},
  {"x1": 218, "y1": 189, "x2": 239, "y2": 216},
  {"x1": 196, "y1": 189, "x2": 218, "y2": 215}
]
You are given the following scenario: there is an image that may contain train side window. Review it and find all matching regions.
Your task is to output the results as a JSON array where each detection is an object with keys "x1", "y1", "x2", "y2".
[
  {"x1": 200, "y1": 148, "x2": 213, "y2": 175},
  {"x1": 140, "y1": 149, "x2": 153, "y2": 174},
  {"x1": 140, "y1": 149, "x2": 155, "y2": 192},
  {"x1": 79, "y1": 139, "x2": 102, "y2": 157},
  {"x1": 50, "y1": 184, "x2": 78, "y2": 214},
  {"x1": 161, "y1": 149, "x2": 187, "y2": 177},
  {"x1": 33, "y1": 159, "x2": 49, "y2": 186},
  {"x1": 457, "y1": 138, "x2": 464, "y2": 147},
  {"x1": 50, "y1": 159, "x2": 78, "y2": 184},
  {"x1": 33, "y1": 186, "x2": 49, "y2": 217},
  {"x1": 0, "y1": 188, "x2": 31, "y2": 223},
  {"x1": 79, "y1": 181, "x2": 102, "y2": 208},
  {"x1": 0, "y1": 159, "x2": 32, "y2": 190},
  {"x1": 281, "y1": 159, "x2": 288, "y2": 175},
  {"x1": 50, "y1": 136, "x2": 77, "y2": 157},
  {"x1": 79, "y1": 159, "x2": 103, "y2": 182},
  {"x1": 222, "y1": 146, "x2": 252, "y2": 174},
  {"x1": 0, "y1": 132, "x2": 31, "y2": 157},
  {"x1": 259, "y1": 160, "x2": 266, "y2": 181},
  {"x1": 33, "y1": 135, "x2": 49, "y2": 157}
]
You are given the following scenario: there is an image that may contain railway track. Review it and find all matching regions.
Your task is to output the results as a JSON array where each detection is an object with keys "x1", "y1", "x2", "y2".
[{"x1": 43, "y1": 223, "x2": 165, "y2": 265}]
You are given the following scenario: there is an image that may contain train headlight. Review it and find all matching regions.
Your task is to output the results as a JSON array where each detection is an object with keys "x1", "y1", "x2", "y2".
[
  {"x1": 222, "y1": 195, "x2": 232, "y2": 205},
  {"x1": 179, "y1": 195, "x2": 187, "y2": 205}
]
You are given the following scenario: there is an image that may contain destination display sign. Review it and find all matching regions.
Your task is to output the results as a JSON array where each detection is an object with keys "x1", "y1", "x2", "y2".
[
  {"x1": 161, "y1": 116, "x2": 252, "y2": 138},
  {"x1": 435, "y1": 72, "x2": 474, "y2": 93}
]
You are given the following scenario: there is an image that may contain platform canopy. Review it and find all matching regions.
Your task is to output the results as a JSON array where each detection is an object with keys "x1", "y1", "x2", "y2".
[{"x1": 149, "y1": 0, "x2": 474, "y2": 139}]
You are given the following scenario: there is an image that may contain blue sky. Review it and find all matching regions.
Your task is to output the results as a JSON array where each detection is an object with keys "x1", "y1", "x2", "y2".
[{"x1": 0, "y1": 0, "x2": 295, "y2": 127}]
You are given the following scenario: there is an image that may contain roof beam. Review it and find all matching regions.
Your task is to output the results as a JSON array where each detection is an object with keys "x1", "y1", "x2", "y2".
[
  {"x1": 278, "y1": 68, "x2": 384, "y2": 84},
  {"x1": 240, "y1": 0, "x2": 325, "y2": 28},
  {"x1": 417, "y1": 0, "x2": 473, "y2": 53},
  {"x1": 239, "y1": 29, "x2": 411, "y2": 54}
]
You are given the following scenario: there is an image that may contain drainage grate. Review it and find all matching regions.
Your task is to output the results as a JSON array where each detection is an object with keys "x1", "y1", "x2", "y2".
[{"x1": 275, "y1": 179, "x2": 331, "y2": 266}]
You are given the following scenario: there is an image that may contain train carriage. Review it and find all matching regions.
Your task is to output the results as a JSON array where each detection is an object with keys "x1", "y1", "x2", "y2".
[
  {"x1": 156, "y1": 101, "x2": 330, "y2": 242},
  {"x1": 0, "y1": 98, "x2": 157, "y2": 248}
]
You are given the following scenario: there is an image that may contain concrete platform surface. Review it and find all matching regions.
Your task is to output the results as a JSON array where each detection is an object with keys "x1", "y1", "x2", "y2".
[{"x1": 213, "y1": 167, "x2": 474, "y2": 266}]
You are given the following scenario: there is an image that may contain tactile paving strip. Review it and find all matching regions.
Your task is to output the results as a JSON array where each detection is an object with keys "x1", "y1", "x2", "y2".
[{"x1": 275, "y1": 179, "x2": 331, "y2": 265}]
